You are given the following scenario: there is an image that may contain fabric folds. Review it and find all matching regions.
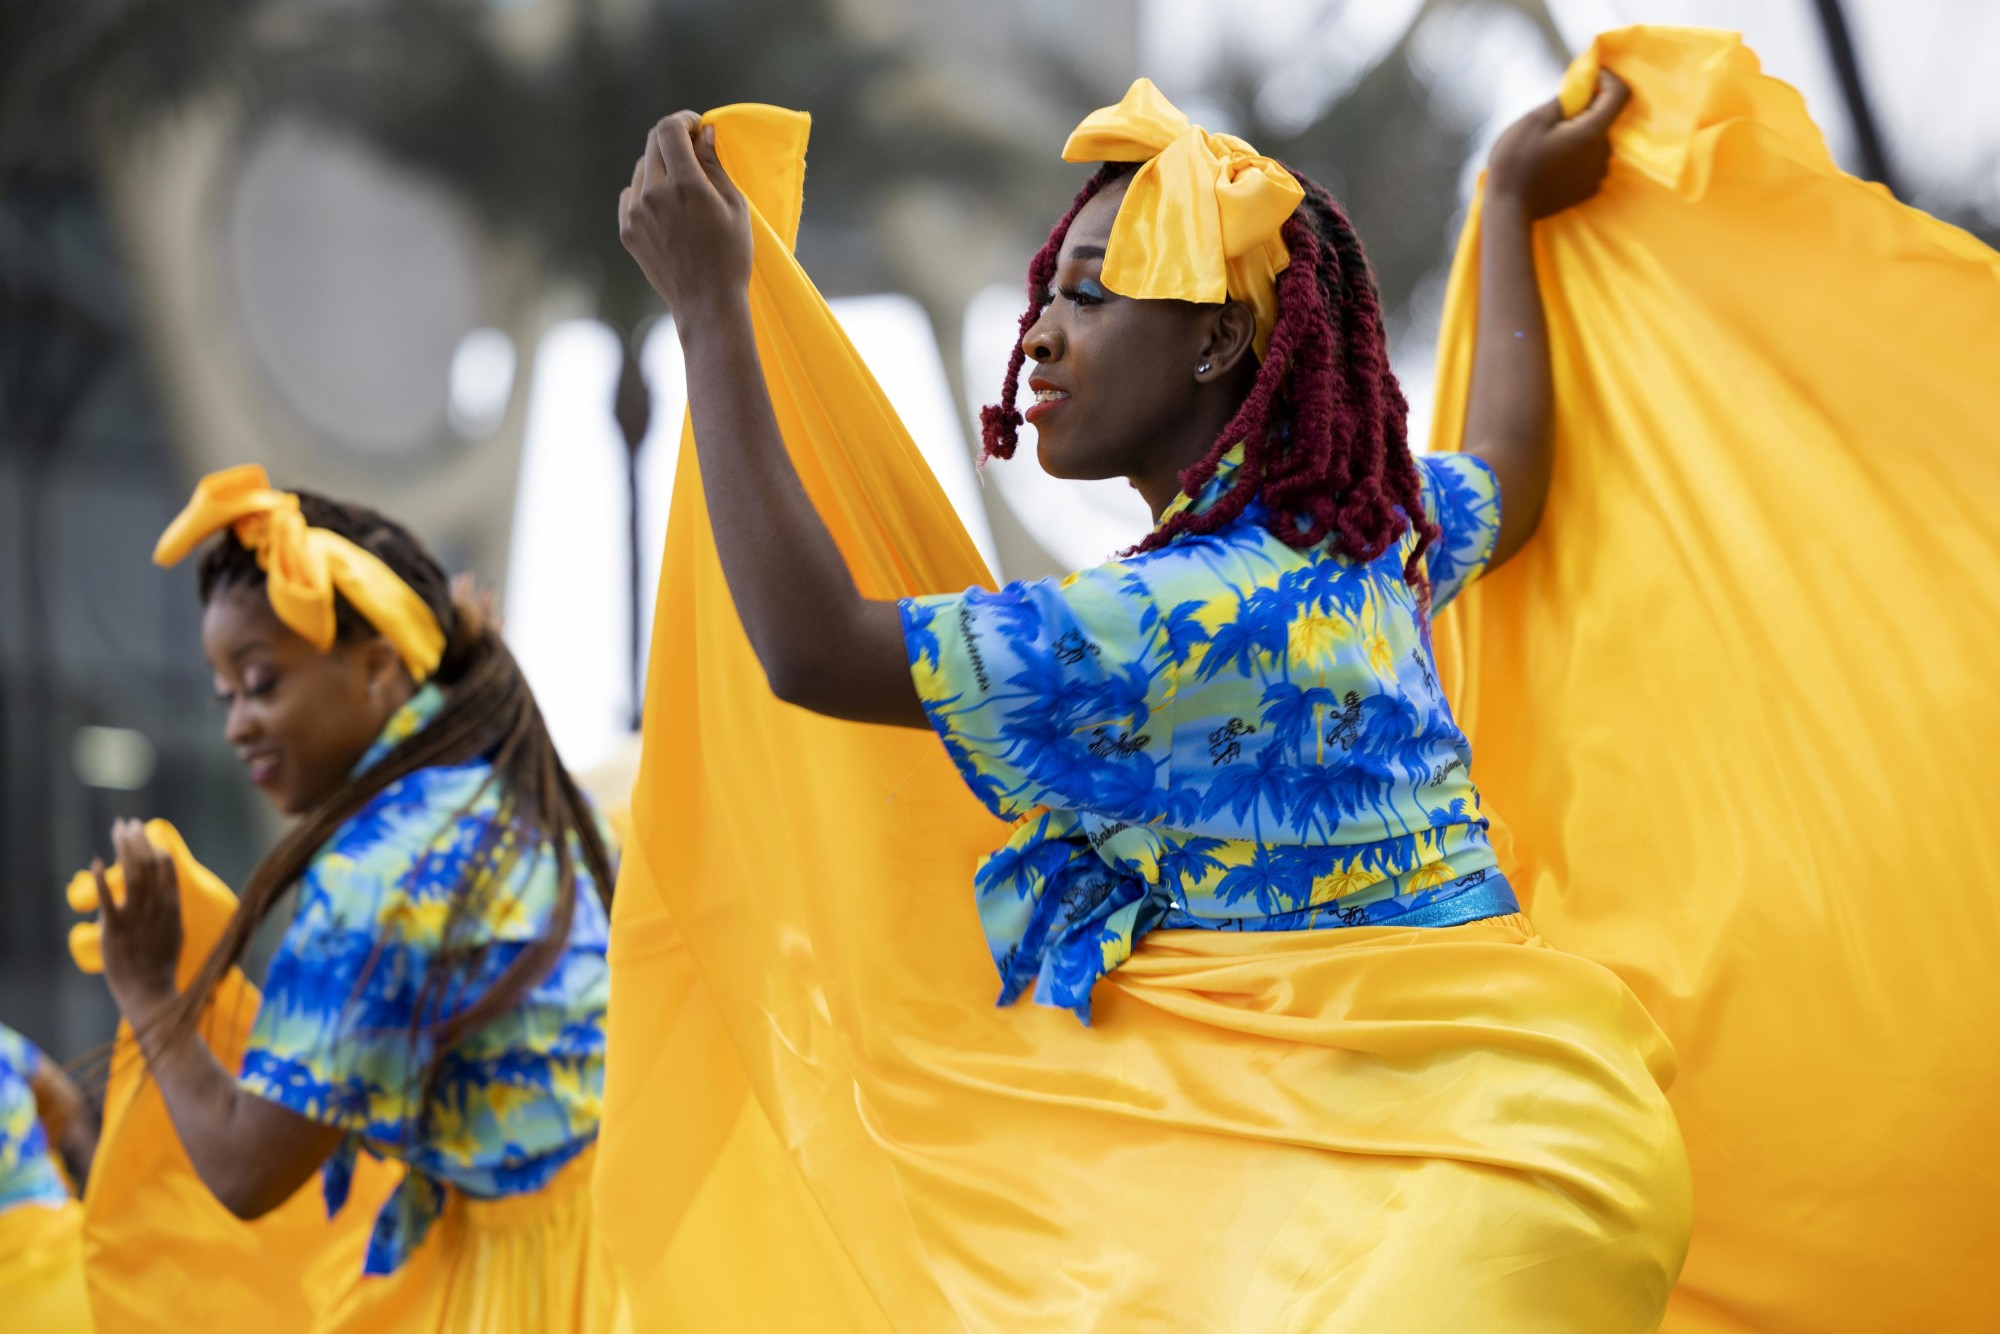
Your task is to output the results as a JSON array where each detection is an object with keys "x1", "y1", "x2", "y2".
[
  {"x1": 597, "y1": 103, "x2": 1687, "y2": 1331},
  {"x1": 0, "y1": 1200, "x2": 94, "y2": 1332},
  {"x1": 308, "y1": 1146, "x2": 618, "y2": 1334},
  {"x1": 63, "y1": 821, "x2": 397, "y2": 1332},
  {"x1": 1427, "y1": 26, "x2": 2000, "y2": 1333}
]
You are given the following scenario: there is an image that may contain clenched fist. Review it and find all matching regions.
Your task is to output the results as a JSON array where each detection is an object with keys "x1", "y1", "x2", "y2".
[
  {"x1": 619, "y1": 112, "x2": 754, "y2": 327},
  {"x1": 1486, "y1": 70, "x2": 1631, "y2": 220}
]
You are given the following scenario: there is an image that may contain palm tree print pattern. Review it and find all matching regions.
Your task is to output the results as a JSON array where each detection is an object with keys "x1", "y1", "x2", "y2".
[
  {"x1": 903, "y1": 450, "x2": 1513, "y2": 1022},
  {"x1": 237, "y1": 685, "x2": 613, "y2": 1275},
  {"x1": 0, "y1": 1025, "x2": 68, "y2": 1213}
]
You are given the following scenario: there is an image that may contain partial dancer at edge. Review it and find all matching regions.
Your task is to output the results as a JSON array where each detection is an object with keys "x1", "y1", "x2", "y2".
[{"x1": 0, "y1": 1021, "x2": 94, "y2": 1331}]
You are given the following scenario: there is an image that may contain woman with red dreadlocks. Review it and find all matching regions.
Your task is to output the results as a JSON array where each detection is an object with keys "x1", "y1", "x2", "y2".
[{"x1": 620, "y1": 72, "x2": 1689, "y2": 1323}]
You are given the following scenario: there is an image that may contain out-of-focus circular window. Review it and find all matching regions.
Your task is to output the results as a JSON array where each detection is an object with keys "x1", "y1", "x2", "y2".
[{"x1": 226, "y1": 119, "x2": 481, "y2": 459}]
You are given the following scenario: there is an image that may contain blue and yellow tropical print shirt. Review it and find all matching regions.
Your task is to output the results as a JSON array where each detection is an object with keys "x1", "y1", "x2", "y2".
[
  {"x1": 238, "y1": 684, "x2": 613, "y2": 1275},
  {"x1": 901, "y1": 450, "x2": 1510, "y2": 1022},
  {"x1": 0, "y1": 1024, "x2": 69, "y2": 1214}
]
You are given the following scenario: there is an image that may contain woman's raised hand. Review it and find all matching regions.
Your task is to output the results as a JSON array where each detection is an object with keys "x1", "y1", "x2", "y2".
[
  {"x1": 94, "y1": 819, "x2": 184, "y2": 1019},
  {"x1": 1486, "y1": 70, "x2": 1631, "y2": 220},
  {"x1": 619, "y1": 112, "x2": 754, "y2": 324}
]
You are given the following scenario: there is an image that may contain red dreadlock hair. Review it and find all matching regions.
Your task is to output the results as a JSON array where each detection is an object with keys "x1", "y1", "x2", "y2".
[{"x1": 981, "y1": 162, "x2": 1439, "y2": 599}]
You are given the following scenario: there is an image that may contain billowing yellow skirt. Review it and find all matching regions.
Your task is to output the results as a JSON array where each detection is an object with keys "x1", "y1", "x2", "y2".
[
  {"x1": 898, "y1": 912, "x2": 1692, "y2": 1330},
  {"x1": 603, "y1": 859, "x2": 1687, "y2": 1331},
  {"x1": 0, "y1": 1200, "x2": 93, "y2": 1333},
  {"x1": 314, "y1": 1148, "x2": 618, "y2": 1334}
]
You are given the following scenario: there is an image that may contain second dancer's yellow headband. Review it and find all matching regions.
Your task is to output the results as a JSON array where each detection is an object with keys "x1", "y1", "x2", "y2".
[
  {"x1": 154, "y1": 465, "x2": 446, "y2": 682},
  {"x1": 1062, "y1": 79, "x2": 1304, "y2": 359}
]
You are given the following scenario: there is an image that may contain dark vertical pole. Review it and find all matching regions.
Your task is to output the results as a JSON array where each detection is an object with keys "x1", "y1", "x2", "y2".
[
  {"x1": 1809, "y1": 0, "x2": 1900, "y2": 196},
  {"x1": 624, "y1": 446, "x2": 643, "y2": 730},
  {"x1": 613, "y1": 339, "x2": 652, "y2": 733}
]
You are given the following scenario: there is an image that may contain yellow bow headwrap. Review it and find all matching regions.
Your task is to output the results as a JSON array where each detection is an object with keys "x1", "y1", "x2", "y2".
[
  {"x1": 154, "y1": 465, "x2": 446, "y2": 682},
  {"x1": 1063, "y1": 78, "x2": 1304, "y2": 359}
]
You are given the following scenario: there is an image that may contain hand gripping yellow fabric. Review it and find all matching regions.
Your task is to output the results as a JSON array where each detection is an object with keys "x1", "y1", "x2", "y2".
[
  {"x1": 598, "y1": 105, "x2": 1688, "y2": 1330},
  {"x1": 1063, "y1": 77, "x2": 1302, "y2": 358},
  {"x1": 65, "y1": 821, "x2": 398, "y2": 1333},
  {"x1": 1427, "y1": 28, "x2": 2000, "y2": 1333},
  {"x1": 154, "y1": 465, "x2": 444, "y2": 680}
]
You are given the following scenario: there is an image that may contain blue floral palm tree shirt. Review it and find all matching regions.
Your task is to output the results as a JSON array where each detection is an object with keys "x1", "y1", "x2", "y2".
[
  {"x1": 900, "y1": 450, "x2": 1511, "y2": 1022},
  {"x1": 0, "y1": 1025, "x2": 69, "y2": 1214},
  {"x1": 238, "y1": 685, "x2": 613, "y2": 1275}
]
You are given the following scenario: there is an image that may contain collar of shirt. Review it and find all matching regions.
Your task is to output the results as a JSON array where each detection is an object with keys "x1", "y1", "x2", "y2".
[
  {"x1": 350, "y1": 681, "x2": 448, "y2": 778},
  {"x1": 1153, "y1": 442, "x2": 1248, "y2": 531}
]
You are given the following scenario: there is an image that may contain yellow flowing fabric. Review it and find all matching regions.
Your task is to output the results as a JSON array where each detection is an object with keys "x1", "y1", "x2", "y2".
[
  {"x1": 64, "y1": 821, "x2": 398, "y2": 1332},
  {"x1": 309, "y1": 1147, "x2": 617, "y2": 1334},
  {"x1": 1428, "y1": 28, "x2": 2000, "y2": 1333},
  {"x1": 597, "y1": 105, "x2": 1687, "y2": 1331},
  {"x1": 0, "y1": 1202, "x2": 93, "y2": 1332}
]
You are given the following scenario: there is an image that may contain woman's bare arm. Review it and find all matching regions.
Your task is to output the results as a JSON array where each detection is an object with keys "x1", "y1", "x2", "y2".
[
  {"x1": 1463, "y1": 71, "x2": 1629, "y2": 569},
  {"x1": 94, "y1": 820, "x2": 342, "y2": 1219},
  {"x1": 619, "y1": 113, "x2": 925, "y2": 727}
]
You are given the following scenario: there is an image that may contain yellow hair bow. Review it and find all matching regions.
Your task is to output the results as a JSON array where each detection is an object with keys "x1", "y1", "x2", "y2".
[
  {"x1": 153, "y1": 465, "x2": 446, "y2": 681},
  {"x1": 1063, "y1": 78, "x2": 1304, "y2": 359}
]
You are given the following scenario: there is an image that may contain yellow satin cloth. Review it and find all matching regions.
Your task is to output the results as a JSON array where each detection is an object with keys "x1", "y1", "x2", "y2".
[
  {"x1": 153, "y1": 465, "x2": 445, "y2": 680},
  {"x1": 595, "y1": 104, "x2": 1688, "y2": 1331},
  {"x1": 0, "y1": 1201, "x2": 93, "y2": 1332},
  {"x1": 311, "y1": 1146, "x2": 618, "y2": 1334},
  {"x1": 1063, "y1": 78, "x2": 1299, "y2": 358},
  {"x1": 64, "y1": 821, "x2": 398, "y2": 1332},
  {"x1": 1428, "y1": 28, "x2": 2000, "y2": 1333}
]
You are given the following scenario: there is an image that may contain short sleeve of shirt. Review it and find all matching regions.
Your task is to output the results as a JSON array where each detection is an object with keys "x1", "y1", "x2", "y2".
[
  {"x1": 900, "y1": 562, "x2": 1175, "y2": 823},
  {"x1": 1417, "y1": 452, "x2": 1503, "y2": 610},
  {"x1": 238, "y1": 764, "x2": 605, "y2": 1149},
  {"x1": 239, "y1": 847, "x2": 424, "y2": 1136},
  {"x1": 237, "y1": 768, "x2": 519, "y2": 1141}
]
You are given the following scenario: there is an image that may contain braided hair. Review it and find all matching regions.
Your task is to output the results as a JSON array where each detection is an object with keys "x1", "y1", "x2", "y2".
[
  {"x1": 153, "y1": 494, "x2": 615, "y2": 1130},
  {"x1": 982, "y1": 163, "x2": 1438, "y2": 599}
]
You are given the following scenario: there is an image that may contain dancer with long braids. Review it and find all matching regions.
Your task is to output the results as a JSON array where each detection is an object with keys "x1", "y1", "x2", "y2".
[
  {"x1": 613, "y1": 74, "x2": 1688, "y2": 1327},
  {"x1": 87, "y1": 474, "x2": 618, "y2": 1332}
]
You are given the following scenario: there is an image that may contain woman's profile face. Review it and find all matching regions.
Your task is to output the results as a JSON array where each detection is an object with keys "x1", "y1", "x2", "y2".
[
  {"x1": 201, "y1": 586, "x2": 408, "y2": 816},
  {"x1": 1020, "y1": 178, "x2": 1225, "y2": 491}
]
